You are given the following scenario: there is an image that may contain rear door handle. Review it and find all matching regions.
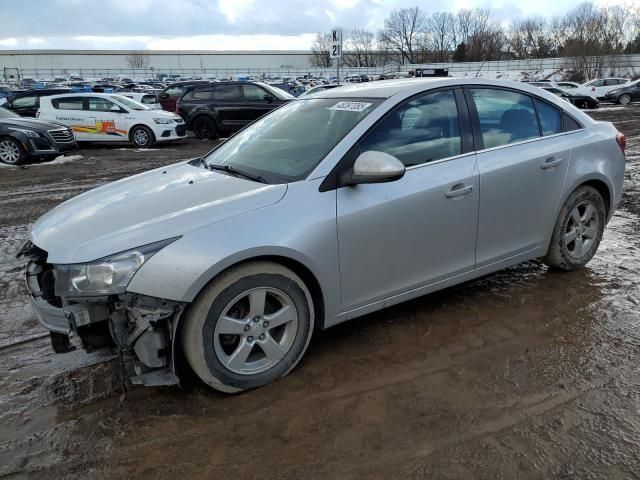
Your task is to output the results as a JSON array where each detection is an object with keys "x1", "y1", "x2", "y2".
[
  {"x1": 445, "y1": 184, "x2": 473, "y2": 198},
  {"x1": 541, "y1": 157, "x2": 563, "y2": 170}
]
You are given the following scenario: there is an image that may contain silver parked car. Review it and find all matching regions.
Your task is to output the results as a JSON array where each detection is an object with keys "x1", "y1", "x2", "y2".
[{"x1": 21, "y1": 79, "x2": 626, "y2": 393}]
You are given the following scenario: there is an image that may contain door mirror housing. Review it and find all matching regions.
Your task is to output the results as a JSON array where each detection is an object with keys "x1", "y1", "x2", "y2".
[
  {"x1": 346, "y1": 151, "x2": 405, "y2": 186},
  {"x1": 159, "y1": 93, "x2": 169, "y2": 99},
  {"x1": 110, "y1": 105, "x2": 122, "y2": 112},
  {"x1": 263, "y1": 94, "x2": 275, "y2": 103}
]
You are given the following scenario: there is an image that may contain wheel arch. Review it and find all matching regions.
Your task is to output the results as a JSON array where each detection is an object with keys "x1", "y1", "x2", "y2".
[
  {"x1": 127, "y1": 123, "x2": 155, "y2": 142},
  {"x1": 581, "y1": 178, "x2": 611, "y2": 217},
  {"x1": 171, "y1": 253, "x2": 327, "y2": 380},
  {"x1": 188, "y1": 111, "x2": 220, "y2": 130}
]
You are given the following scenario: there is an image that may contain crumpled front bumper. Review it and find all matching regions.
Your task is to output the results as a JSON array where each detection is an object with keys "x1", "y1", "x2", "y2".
[{"x1": 25, "y1": 261, "x2": 69, "y2": 334}]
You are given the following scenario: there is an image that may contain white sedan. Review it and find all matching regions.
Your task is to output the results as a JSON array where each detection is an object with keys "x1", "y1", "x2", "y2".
[{"x1": 37, "y1": 93, "x2": 185, "y2": 148}]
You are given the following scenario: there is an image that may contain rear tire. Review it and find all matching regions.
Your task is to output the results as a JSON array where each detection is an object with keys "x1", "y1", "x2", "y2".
[
  {"x1": 192, "y1": 116, "x2": 217, "y2": 140},
  {"x1": 618, "y1": 94, "x2": 631, "y2": 106},
  {"x1": 130, "y1": 125, "x2": 155, "y2": 148},
  {"x1": 543, "y1": 186, "x2": 606, "y2": 271},
  {"x1": 181, "y1": 262, "x2": 314, "y2": 393},
  {"x1": 0, "y1": 137, "x2": 25, "y2": 165}
]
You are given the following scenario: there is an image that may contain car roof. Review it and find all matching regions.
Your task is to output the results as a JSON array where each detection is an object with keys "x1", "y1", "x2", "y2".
[
  {"x1": 309, "y1": 78, "x2": 567, "y2": 100},
  {"x1": 42, "y1": 92, "x2": 125, "y2": 100}
]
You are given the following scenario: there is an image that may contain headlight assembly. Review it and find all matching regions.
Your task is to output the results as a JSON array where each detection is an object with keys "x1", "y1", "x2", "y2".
[
  {"x1": 9, "y1": 127, "x2": 40, "y2": 138},
  {"x1": 54, "y1": 237, "x2": 179, "y2": 297},
  {"x1": 153, "y1": 117, "x2": 173, "y2": 124}
]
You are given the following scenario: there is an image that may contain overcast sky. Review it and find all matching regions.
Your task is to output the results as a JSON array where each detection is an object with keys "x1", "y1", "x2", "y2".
[{"x1": 0, "y1": 0, "x2": 624, "y2": 51}]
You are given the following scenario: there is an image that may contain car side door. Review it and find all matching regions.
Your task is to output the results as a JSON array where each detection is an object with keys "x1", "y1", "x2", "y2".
[
  {"x1": 85, "y1": 97, "x2": 129, "y2": 141},
  {"x1": 240, "y1": 84, "x2": 278, "y2": 122},
  {"x1": 49, "y1": 96, "x2": 88, "y2": 140},
  {"x1": 335, "y1": 88, "x2": 479, "y2": 313},
  {"x1": 213, "y1": 84, "x2": 243, "y2": 133},
  {"x1": 467, "y1": 87, "x2": 572, "y2": 268}
]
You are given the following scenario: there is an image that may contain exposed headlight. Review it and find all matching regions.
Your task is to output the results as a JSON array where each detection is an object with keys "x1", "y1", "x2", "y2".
[
  {"x1": 9, "y1": 127, "x2": 40, "y2": 138},
  {"x1": 54, "y1": 237, "x2": 179, "y2": 297},
  {"x1": 153, "y1": 117, "x2": 173, "y2": 124}
]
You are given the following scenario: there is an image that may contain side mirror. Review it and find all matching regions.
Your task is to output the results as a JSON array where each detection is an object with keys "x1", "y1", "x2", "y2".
[
  {"x1": 160, "y1": 93, "x2": 169, "y2": 99},
  {"x1": 110, "y1": 105, "x2": 122, "y2": 112},
  {"x1": 263, "y1": 94, "x2": 275, "y2": 103},
  {"x1": 346, "y1": 151, "x2": 405, "y2": 186}
]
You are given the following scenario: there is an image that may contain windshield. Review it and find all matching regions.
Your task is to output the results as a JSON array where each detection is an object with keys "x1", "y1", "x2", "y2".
[
  {"x1": 259, "y1": 83, "x2": 295, "y2": 100},
  {"x1": 0, "y1": 107, "x2": 19, "y2": 119},
  {"x1": 112, "y1": 95, "x2": 150, "y2": 111},
  {"x1": 203, "y1": 98, "x2": 382, "y2": 183}
]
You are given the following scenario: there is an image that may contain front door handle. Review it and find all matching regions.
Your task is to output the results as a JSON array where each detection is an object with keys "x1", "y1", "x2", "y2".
[
  {"x1": 445, "y1": 184, "x2": 473, "y2": 198},
  {"x1": 541, "y1": 157, "x2": 563, "y2": 170}
]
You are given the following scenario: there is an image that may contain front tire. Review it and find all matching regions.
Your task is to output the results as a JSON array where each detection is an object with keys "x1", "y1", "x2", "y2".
[
  {"x1": 0, "y1": 137, "x2": 25, "y2": 165},
  {"x1": 543, "y1": 186, "x2": 606, "y2": 271},
  {"x1": 181, "y1": 262, "x2": 314, "y2": 393},
  {"x1": 618, "y1": 94, "x2": 631, "y2": 106},
  {"x1": 130, "y1": 125, "x2": 155, "y2": 148}
]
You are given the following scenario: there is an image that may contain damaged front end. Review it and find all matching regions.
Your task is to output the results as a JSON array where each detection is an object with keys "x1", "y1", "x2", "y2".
[{"x1": 19, "y1": 240, "x2": 185, "y2": 387}]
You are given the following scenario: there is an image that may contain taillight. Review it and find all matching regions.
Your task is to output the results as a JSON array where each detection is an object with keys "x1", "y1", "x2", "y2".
[{"x1": 616, "y1": 133, "x2": 626, "y2": 154}]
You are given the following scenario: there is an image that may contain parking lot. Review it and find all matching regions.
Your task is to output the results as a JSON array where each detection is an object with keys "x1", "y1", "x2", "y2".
[{"x1": 1, "y1": 104, "x2": 639, "y2": 479}]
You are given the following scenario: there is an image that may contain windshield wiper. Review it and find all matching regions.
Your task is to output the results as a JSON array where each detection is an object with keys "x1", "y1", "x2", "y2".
[{"x1": 208, "y1": 164, "x2": 267, "y2": 184}]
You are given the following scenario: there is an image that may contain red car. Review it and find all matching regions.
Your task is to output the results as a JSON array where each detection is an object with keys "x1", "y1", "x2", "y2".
[{"x1": 157, "y1": 80, "x2": 211, "y2": 112}]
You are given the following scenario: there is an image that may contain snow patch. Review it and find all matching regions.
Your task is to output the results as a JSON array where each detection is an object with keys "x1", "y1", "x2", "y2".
[{"x1": 0, "y1": 154, "x2": 83, "y2": 169}]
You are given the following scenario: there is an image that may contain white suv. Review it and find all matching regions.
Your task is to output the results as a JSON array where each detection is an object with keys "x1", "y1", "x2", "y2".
[{"x1": 38, "y1": 93, "x2": 186, "y2": 148}]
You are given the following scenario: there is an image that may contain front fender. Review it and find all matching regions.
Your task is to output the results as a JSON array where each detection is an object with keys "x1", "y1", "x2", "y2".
[{"x1": 126, "y1": 178, "x2": 340, "y2": 322}]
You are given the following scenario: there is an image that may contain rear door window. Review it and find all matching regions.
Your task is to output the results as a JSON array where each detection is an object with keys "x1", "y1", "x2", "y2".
[
  {"x1": 470, "y1": 88, "x2": 540, "y2": 149},
  {"x1": 182, "y1": 87, "x2": 214, "y2": 101},
  {"x1": 52, "y1": 97, "x2": 84, "y2": 110},
  {"x1": 534, "y1": 99, "x2": 562, "y2": 136},
  {"x1": 214, "y1": 84, "x2": 241, "y2": 101}
]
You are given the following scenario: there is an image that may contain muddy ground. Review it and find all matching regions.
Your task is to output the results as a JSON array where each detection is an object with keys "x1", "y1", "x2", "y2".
[{"x1": 1, "y1": 108, "x2": 640, "y2": 479}]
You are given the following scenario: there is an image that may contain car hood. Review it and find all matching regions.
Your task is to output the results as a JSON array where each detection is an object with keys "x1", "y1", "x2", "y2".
[
  {"x1": 31, "y1": 161, "x2": 287, "y2": 264},
  {"x1": 0, "y1": 117, "x2": 68, "y2": 131}
]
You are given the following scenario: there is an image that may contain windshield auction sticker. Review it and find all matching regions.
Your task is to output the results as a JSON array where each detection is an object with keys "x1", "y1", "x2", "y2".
[{"x1": 329, "y1": 101, "x2": 373, "y2": 112}]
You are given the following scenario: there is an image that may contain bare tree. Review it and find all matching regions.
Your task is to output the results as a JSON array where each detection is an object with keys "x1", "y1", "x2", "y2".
[
  {"x1": 450, "y1": 9, "x2": 504, "y2": 62},
  {"x1": 343, "y1": 28, "x2": 378, "y2": 67},
  {"x1": 125, "y1": 51, "x2": 151, "y2": 69},
  {"x1": 378, "y1": 7, "x2": 428, "y2": 64},
  {"x1": 309, "y1": 33, "x2": 333, "y2": 68},
  {"x1": 426, "y1": 12, "x2": 456, "y2": 62},
  {"x1": 507, "y1": 17, "x2": 553, "y2": 59}
]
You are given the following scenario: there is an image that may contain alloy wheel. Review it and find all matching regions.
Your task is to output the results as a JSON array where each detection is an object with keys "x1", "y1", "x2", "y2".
[
  {"x1": 213, "y1": 287, "x2": 299, "y2": 375},
  {"x1": 564, "y1": 200, "x2": 600, "y2": 259},
  {"x1": 0, "y1": 139, "x2": 21, "y2": 164},
  {"x1": 133, "y1": 128, "x2": 149, "y2": 147},
  {"x1": 619, "y1": 94, "x2": 631, "y2": 106}
]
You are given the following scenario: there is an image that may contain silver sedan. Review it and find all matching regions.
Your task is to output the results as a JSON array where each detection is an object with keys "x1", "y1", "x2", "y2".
[{"x1": 22, "y1": 78, "x2": 626, "y2": 392}]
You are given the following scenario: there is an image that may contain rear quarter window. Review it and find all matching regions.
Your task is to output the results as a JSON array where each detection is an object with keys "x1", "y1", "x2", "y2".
[{"x1": 563, "y1": 114, "x2": 582, "y2": 132}]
